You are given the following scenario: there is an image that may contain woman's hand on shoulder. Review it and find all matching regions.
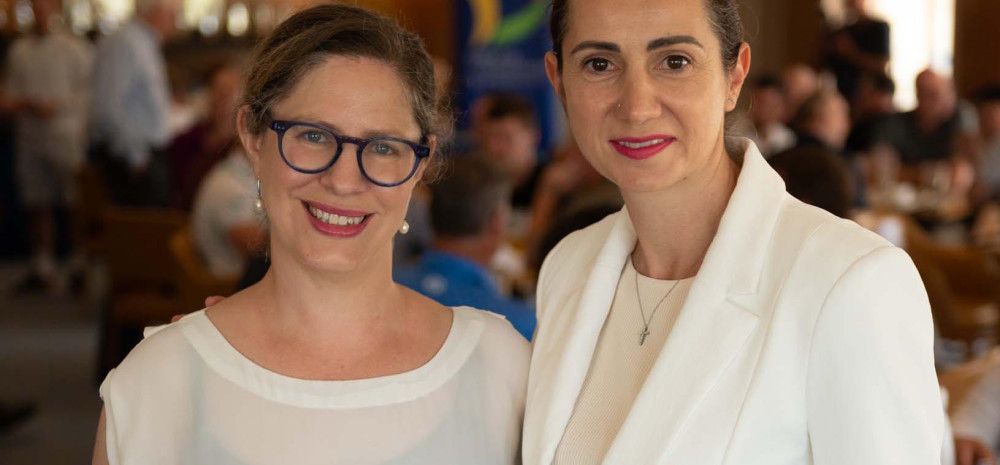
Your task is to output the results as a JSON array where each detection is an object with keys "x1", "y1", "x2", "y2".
[{"x1": 170, "y1": 296, "x2": 228, "y2": 322}]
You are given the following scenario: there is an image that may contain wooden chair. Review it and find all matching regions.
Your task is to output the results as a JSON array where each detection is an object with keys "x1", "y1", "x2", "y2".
[
  {"x1": 169, "y1": 225, "x2": 239, "y2": 312},
  {"x1": 97, "y1": 207, "x2": 187, "y2": 377},
  {"x1": 74, "y1": 163, "x2": 110, "y2": 258}
]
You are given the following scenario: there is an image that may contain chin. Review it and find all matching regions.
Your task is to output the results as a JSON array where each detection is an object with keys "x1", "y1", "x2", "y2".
[
  {"x1": 299, "y1": 246, "x2": 368, "y2": 275},
  {"x1": 608, "y1": 162, "x2": 688, "y2": 194}
]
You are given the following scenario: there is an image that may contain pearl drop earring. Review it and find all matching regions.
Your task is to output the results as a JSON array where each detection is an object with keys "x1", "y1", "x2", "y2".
[{"x1": 398, "y1": 220, "x2": 410, "y2": 235}]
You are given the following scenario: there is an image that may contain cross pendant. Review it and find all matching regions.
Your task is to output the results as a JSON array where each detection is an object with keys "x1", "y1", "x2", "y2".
[{"x1": 639, "y1": 327, "x2": 650, "y2": 346}]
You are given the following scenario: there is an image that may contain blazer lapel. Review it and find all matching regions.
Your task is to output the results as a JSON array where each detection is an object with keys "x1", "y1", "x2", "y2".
[
  {"x1": 600, "y1": 286, "x2": 759, "y2": 464},
  {"x1": 529, "y1": 211, "x2": 637, "y2": 465},
  {"x1": 603, "y1": 140, "x2": 786, "y2": 464}
]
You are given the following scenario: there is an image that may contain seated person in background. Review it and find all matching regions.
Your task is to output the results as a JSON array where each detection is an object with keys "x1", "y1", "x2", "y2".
[
  {"x1": 969, "y1": 85, "x2": 1000, "y2": 205},
  {"x1": 168, "y1": 61, "x2": 243, "y2": 211},
  {"x1": 845, "y1": 72, "x2": 896, "y2": 156},
  {"x1": 780, "y1": 63, "x2": 820, "y2": 124},
  {"x1": 748, "y1": 74, "x2": 796, "y2": 157},
  {"x1": 395, "y1": 155, "x2": 536, "y2": 340},
  {"x1": 525, "y1": 140, "x2": 621, "y2": 262},
  {"x1": 768, "y1": 144, "x2": 854, "y2": 219},
  {"x1": 789, "y1": 88, "x2": 852, "y2": 154},
  {"x1": 951, "y1": 363, "x2": 1000, "y2": 465},
  {"x1": 476, "y1": 93, "x2": 545, "y2": 212},
  {"x1": 191, "y1": 148, "x2": 265, "y2": 279},
  {"x1": 878, "y1": 69, "x2": 978, "y2": 169}
]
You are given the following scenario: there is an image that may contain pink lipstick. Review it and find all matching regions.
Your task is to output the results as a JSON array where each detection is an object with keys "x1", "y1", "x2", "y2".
[
  {"x1": 303, "y1": 201, "x2": 372, "y2": 238},
  {"x1": 609, "y1": 135, "x2": 677, "y2": 160}
]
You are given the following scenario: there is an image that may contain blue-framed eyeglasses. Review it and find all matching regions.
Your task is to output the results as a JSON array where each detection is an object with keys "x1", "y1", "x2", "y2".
[{"x1": 269, "y1": 119, "x2": 431, "y2": 187}]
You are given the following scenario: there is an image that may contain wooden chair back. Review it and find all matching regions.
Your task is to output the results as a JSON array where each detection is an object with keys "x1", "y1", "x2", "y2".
[{"x1": 169, "y1": 225, "x2": 239, "y2": 312}]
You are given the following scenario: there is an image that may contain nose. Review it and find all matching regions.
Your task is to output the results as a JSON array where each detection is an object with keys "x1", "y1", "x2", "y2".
[
  {"x1": 615, "y1": 69, "x2": 662, "y2": 125},
  {"x1": 317, "y1": 143, "x2": 369, "y2": 195}
]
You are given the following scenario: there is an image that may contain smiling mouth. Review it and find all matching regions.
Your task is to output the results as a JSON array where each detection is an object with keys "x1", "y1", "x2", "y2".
[
  {"x1": 609, "y1": 136, "x2": 677, "y2": 160},
  {"x1": 616, "y1": 139, "x2": 669, "y2": 149},
  {"x1": 306, "y1": 205, "x2": 367, "y2": 226}
]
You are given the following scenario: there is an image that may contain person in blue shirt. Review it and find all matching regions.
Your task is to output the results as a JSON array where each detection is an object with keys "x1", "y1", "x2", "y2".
[{"x1": 395, "y1": 155, "x2": 536, "y2": 340}]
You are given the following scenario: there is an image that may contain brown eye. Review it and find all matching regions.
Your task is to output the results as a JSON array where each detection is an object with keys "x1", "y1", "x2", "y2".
[
  {"x1": 664, "y1": 55, "x2": 690, "y2": 70},
  {"x1": 584, "y1": 57, "x2": 613, "y2": 73}
]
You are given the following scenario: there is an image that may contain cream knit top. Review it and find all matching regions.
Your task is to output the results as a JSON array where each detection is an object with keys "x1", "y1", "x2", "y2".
[{"x1": 553, "y1": 258, "x2": 694, "y2": 465}]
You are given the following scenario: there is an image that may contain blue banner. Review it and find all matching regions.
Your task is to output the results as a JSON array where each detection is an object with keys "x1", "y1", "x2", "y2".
[{"x1": 456, "y1": 0, "x2": 561, "y2": 154}]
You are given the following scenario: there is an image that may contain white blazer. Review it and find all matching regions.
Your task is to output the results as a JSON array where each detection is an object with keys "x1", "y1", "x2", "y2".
[{"x1": 524, "y1": 141, "x2": 944, "y2": 465}]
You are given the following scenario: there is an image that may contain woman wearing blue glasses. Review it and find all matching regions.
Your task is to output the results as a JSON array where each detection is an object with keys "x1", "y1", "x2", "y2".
[{"x1": 92, "y1": 5, "x2": 528, "y2": 464}]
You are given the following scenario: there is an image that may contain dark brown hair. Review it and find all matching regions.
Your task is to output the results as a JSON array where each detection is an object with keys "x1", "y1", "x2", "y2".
[
  {"x1": 549, "y1": 0, "x2": 744, "y2": 71},
  {"x1": 240, "y1": 3, "x2": 449, "y2": 174},
  {"x1": 769, "y1": 145, "x2": 853, "y2": 219},
  {"x1": 484, "y1": 92, "x2": 538, "y2": 128},
  {"x1": 429, "y1": 154, "x2": 511, "y2": 237}
]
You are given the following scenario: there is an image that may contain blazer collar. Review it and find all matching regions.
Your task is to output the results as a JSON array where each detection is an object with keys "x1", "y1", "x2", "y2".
[
  {"x1": 693, "y1": 138, "x2": 787, "y2": 298},
  {"x1": 611, "y1": 139, "x2": 785, "y2": 298}
]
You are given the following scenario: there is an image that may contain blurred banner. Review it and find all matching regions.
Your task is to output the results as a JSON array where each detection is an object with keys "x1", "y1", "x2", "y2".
[{"x1": 456, "y1": 0, "x2": 561, "y2": 153}]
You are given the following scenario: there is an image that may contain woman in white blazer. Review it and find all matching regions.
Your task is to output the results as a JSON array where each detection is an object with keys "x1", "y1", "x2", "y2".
[{"x1": 525, "y1": 0, "x2": 944, "y2": 464}]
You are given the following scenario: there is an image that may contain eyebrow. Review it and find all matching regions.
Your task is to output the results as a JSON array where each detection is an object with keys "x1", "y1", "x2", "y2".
[
  {"x1": 647, "y1": 35, "x2": 704, "y2": 51},
  {"x1": 568, "y1": 35, "x2": 705, "y2": 56},
  {"x1": 568, "y1": 41, "x2": 619, "y2": 55}
]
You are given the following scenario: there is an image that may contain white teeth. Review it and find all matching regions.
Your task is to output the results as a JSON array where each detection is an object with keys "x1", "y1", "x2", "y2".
[
  {"x1": 308, "y1": 206, "x2": 364, "y2": 226},
  {"x1": 619, "y1": 139, "x2": 665, "y2": 149}
]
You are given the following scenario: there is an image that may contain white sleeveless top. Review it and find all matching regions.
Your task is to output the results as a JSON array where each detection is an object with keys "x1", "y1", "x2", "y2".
[{"x1": 99, "y1": 306, "x2": 530, "y2": 465}]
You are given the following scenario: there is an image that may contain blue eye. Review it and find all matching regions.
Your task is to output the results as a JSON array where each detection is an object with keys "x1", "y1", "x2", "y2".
[
  {"x1": 367, "y1": 140, "x2": 401, "y2": 157},
  {"x1": 302, "y1": 131, "x2": 327, "y2": 143}
]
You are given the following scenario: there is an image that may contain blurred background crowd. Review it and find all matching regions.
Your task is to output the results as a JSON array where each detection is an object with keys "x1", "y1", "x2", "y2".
[{"x1": 1, "y1": 0, "x2": 1000, "y2": 463}]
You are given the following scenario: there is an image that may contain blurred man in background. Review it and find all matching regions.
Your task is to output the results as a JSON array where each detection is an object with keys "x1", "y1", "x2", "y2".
[
  {"x1": 168, "y1": 62, "x2": 242, "y2": 211},
  {"x1": 748, "y1": 74, "x2": 796, "y2": 157},
  {"x1": 825, "y1": 0, "x2": 890, "y2": 102},
  {"x1": 190, "y1": 147, "x2": 264, "y2": 280},
  {"x1": 879, "y1": 70, "x2": 977, "y2": 168},
  {"x1": 475, "y1": 93, "x2": 544, "y2": 211},
  {"x1": 781, "y1": 63, "x2": 821, "y2": 124},
  {"x1": 395, "y1": 155, "x2": 535, "y2": 340},
  {"x1": 790, "y1": 89, "x2": 852, "y2": 154},
  {"x1": 845, "y1": 72, "x2": 896, "y2": 156},
  {"x1": 6, "y1": 0, "x2": 92, "y2": 293},
  {"x1": 969, "y1": 85, "x2": 1000, "y2": 204},
  {"x1": 90, "y1": 0, "x2": 180, "y2": 206}
]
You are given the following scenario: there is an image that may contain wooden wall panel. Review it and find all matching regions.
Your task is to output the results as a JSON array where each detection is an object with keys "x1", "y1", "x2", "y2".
[
  {"x1": 739, "y1": 0, "x2": 824, "y2": 77},
  {"x1": 954, "y1": 0, "x2": 1000, "y2": 97},
  {"x1": 354, "y1": 0, "x2": 455, "y2": 61}
]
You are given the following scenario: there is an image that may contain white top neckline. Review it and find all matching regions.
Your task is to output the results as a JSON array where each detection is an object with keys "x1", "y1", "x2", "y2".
[{"x1": 177, "y1": 306, "x2": 484, "y2": 410}]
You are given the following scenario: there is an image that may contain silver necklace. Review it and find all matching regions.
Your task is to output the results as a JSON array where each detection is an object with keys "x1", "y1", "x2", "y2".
[{"x1": 634, "y1": 265, "x2": 681, "y2": 346}]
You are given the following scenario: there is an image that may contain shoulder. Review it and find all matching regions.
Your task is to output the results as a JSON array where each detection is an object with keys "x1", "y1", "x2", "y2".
[
  {"x1": 461, "y1": 307, "x2": 530, "y2": 354},
  {"x1": 100, "y1": 313, "x2": 202, "y2": 401},
  {"x1": 779, "y1": 203, "x2": 928, "y2": 333},
  {"x1": 537, "y1": 209, "x2": 621, "y2": 288},
  {"x1": 777, "y1": 196, "x2": 894, "y2": 268},
  {"x1": 456, "y1": 307, "x2": 530, "y2": 374},
  {"x1": 764, "y1": 197, "x2": 923, "y2": 318}
]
